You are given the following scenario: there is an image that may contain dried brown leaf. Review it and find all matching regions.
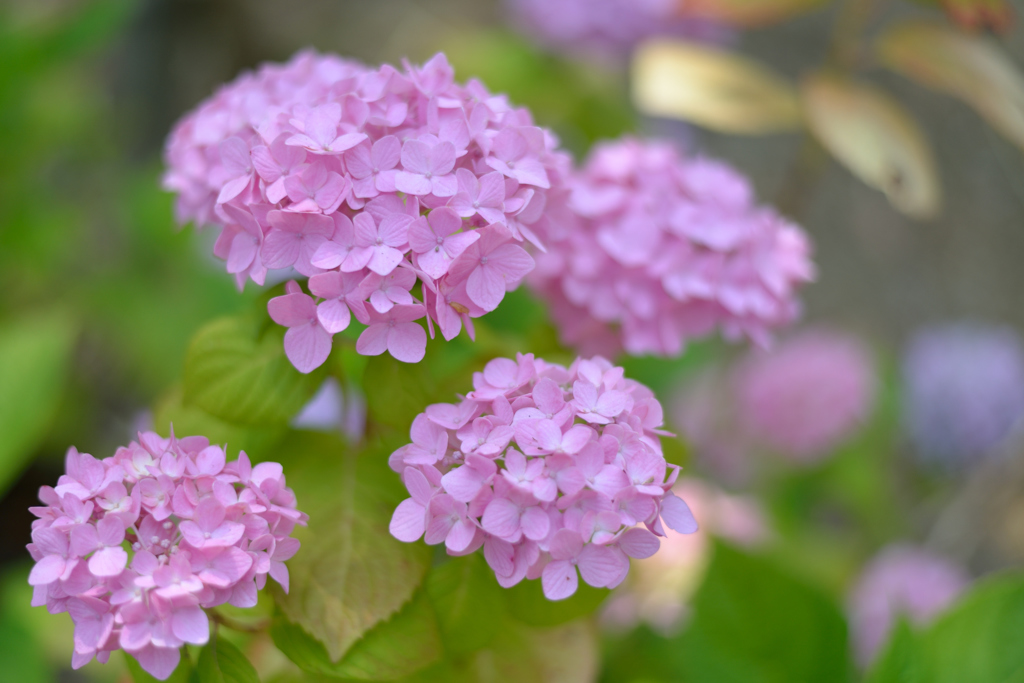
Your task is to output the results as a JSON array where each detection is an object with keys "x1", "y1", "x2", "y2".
[{"x1": 801, "y1": 74, "x2": 941, "y2": 218}]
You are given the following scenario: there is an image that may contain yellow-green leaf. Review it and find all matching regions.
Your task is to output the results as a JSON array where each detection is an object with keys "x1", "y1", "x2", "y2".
[
  {"x1": 878, "y1": 21, "x2": 1024, "y2": 152},
  {"x1": 273, "y1": 452, "x2": 431, "y2": 663},
  {"x1": 632, "y1": 40, "x2": 802, "y2": 134},
  {"x1": 685, "y1": 0, "x2": 831, "y2": 27},
  {"x1": 801, "y1": 74, "x2": 941, "y2": 219}
]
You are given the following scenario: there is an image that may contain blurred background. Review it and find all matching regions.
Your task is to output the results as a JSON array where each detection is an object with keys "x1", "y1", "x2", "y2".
[{"x1": 4, "y1": 0, "x2": 1024, "y2": 680}]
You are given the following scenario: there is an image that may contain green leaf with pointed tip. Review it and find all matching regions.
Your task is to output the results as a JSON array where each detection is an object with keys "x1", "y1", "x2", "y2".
[
  {"x1": 183, "y1": 315, "x2": 319, "y2": 426},
  {"x1": 866, "y1": 619, "x2": 923, "y2": 683},
  {"x1": 196, "y1": 633, "x2": 259, "y2": 683},
  {"x1": 272, "y1": 590, "x2": 440, "y2": 680},
  {"x1": 426, "y1": 554, "x2": 508, "y2": 655},
  {"x1": 678, "y1": 541, "x2": 852, "y2": 683},
  {"x1": 917, "y1": 573, "x2": 1024, "y2": 683},
  {"x1": 0, "y1": 310, "x2": 76, "y2": 497},
  {"x1": 272, "y1": 449, "x2": 432, "y2": 664}
]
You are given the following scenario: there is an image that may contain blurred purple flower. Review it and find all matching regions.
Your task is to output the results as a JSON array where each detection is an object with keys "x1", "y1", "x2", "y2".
[
  {"x1": 291, "y1": 377, "x2": 367, "y2": 443},
  {"x1": 848, "y1": 545, "x2": 969, "y2": 667},
  {"x1": 504, "y1": 0, "x2": 733, "y2": 59},
  {"x1": 903, "y1": 323, "x2": 1024, "y2": 467},
  {"x1": 733, "y1": 328, "x2": 877, "y2": 463}
]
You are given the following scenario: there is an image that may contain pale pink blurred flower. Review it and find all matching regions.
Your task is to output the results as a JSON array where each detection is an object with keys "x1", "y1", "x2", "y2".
[
  {"x1": 733, "y1": 328, "x2": 877, "y2": 462},
  {"x1": 848, "y1": 545, "x2": 969, "y2": 667},
  {"x1": 388, "y1": 354, "x2": 700, "y2": 601},
  {"x1": 164, "y1": 51, "x2": 572, "y2": 371},
  {"x1": 26, "y1": 430, "x2": 307, "y2": 680},
  {"x1": 530, "y1": 138, "x2": 815, "y2": 358}
]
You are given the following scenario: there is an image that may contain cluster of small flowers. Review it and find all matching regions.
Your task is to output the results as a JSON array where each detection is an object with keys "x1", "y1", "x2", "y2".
[
  {"x1": 530, "y1": 138, "x2": 815, "y2": 357},
  {"x1": 505, "y1": 0, "x2": 733, "y2": 58},
  {"x1": 902, "y1": 322, "x2": 1024, "y2": 468},
  {"x1": 732, "y1": 328, "x2": 876, "y2": 462},
  {"x1": 164, "y1": 51, "x2": 571, "y2": 371},
  {"x1": 26, "y1": 431, "x2": 307, "y2": 680},
  {"x1": 388, "y1": 353, "x2": 698, "y2": 601}
]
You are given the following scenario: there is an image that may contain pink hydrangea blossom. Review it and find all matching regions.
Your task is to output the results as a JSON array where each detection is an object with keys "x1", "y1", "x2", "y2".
[
  {"x1": 848, "y1": 545, "x2": 969, "y2": 667},
  {"x1": 732, "y1": 328, "x2": 877, "y2": 462},
  {"x1": 164, "y1": 51, "x2": 571, "y2": 372},
  {"x1": 26, "y1": 430, "x2": 307, "y2": 680},
  {"x1": 529, "y1": 138, "x2": 815, "y2": 358},
  {"x1": 673, "y1": 328, "x2": 876, "y2": 481},
  {"x1": 388, "y1": 354, "x2": 699, "y2": 600}
]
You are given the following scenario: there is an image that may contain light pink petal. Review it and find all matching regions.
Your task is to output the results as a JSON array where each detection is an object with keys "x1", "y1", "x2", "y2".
[
  {"x1": 171, "y1": 606, "x2": 209, "y2": 645},
  {"x1": 484, "y1": 536, "x2": 515, "y2": 577},
  {"x1": 316, "y1": 299, "x2": 352, "y2": 334},
  {"x1": 28, "y1": 555, "x2": 65, "y2": 586},
  {"x1": 661, "y1": 492, "x2": 699, "y2": 534},
  {"x1": 618, "y1": 527, "x2": 661, "y2": 559},
  {"x1": 424, "y1": 514, "x2": 456, "y2": 545},
  {"x1": 216, "y1": 174, "x2": 251, "y2": 205},
  {"x1": 400, "y1": 139, "x2": 432, "y2": 174},
  {"x1": 560, "y1": 425, "x2": 594, "y2": 454},
  {"x1": 268, "y1": 292, "x2": 315, "y2": 328},
  {"x1": 261, "y1": 230, "x2": 300, "y2": 270},
  {"x1": 490, "y1": 243, "x2": 535, "y2": 280},
  {"x1": 596, "y1": 391, "x2": 631, "y2": 418},
  {"x1": 373, "y1": 135, "x2": 402, "y2": 168},
  {"x1": 404, "y1": 467, "x2": 434, "y2": 505},
  {"x1": 387, "y1": 322, "x2": 427, "y2": 363},
  {"x1": 356, "y1": 323, "x2": 389, "y2": 356},
  {"x1": 541, "y1": 560, "x2": 578, "y2": 601},
  {"x1": 284, "y1": 323, "x2": 332, "y2": 374},
  {"x1": 389, "y1": 498, "x2": 426, "y2": 542},
  {"x1": 394, "y1": 172, "x2": 433, "y2": 196},
  {"x1": 520, "y1": 507, "x2": 550, "y2": 541},
  {"x1": 578, "y1": 543, "x2": 628, "y2": 588},
  {"x1": 131, "y1": 646, "x2": 180, "y2": 681},
  {"x1": 367, "y1": 245, "x2": 404, "y2": 276},
  {"x1": 466, "y1": 265, "x2": 506, "y2": 312},
  {"x1": 443, "y1": 230, "x2": 480, "y2": 260},
  {"x1": 269, "y1": 560, "x2": 290, "y2": 592},
  {"x1": 96, "y1": 516, "x2": 125, "y2": 546},
  {"x1": 549, "y1": 528, "x2": 584, "y2": 561},
  {"x1": 378, "y1": 214, "x2": 413, "y2": 248},
  {"x1": 446, "y1": 519, "x2": 476, "y2": 552},
  {"x1": 481, "y1": 497, "x2": 521, "y2": 539},
  {"x1": 441, "y1": 466, "x2": 486, "y2": 503},
  {"x1": 88, "y1": 547, "x2": 128, "y2": 577},
  {"x1": 431, "y1": 174, "x2": 458, "y2": 197}
]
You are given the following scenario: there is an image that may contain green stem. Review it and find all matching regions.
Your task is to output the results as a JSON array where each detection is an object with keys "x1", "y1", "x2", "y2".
[{"x1": 208, "y1": 609, "x2": 270, "y2": 634}]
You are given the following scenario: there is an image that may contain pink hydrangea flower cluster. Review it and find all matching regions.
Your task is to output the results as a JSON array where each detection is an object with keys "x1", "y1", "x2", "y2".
[
  {"x1": 26, "y1": 431, "x2": 307, "y2": 680},
  {"x1": 163, "y1": 50, "x2": 571, "y2": 371},
  {"x1": 388, "y1": 353, "x2": 698, "y2": 601},
  {"x1": 848, "y1": 545, "x2": 969, "y2": 667},
  {"x1": 529, "y1": 138, "x2": 815, "y2": 357},
  {"x1": 733, "y1": 328, "x2": 876, "y2": 462}
]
